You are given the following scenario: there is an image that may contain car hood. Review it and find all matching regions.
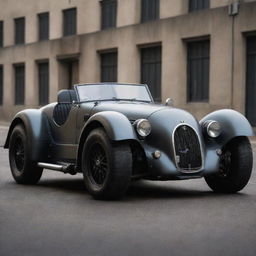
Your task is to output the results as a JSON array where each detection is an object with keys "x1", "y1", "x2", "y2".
[{"x1": 90, "y1": 101, "x2": 167, "y2": 120}]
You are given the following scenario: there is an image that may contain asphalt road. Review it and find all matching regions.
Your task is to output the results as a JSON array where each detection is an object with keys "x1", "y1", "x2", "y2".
[{"x1": 0, "y1": 126, "x2": 256, "y2": 256}]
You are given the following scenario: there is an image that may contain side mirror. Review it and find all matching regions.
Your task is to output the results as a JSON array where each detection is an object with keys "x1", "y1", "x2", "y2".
[{"x1": 165, "y1": 98, "x2": 174, "y2": 107}]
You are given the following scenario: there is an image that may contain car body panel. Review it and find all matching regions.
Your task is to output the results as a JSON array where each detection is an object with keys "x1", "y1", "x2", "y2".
[{"x1": 4, "y1": 83, "x2": 255, "y2": 180}]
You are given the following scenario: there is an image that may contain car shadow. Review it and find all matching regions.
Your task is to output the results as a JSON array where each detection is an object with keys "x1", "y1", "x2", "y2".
[{"x1": 36, "y1": 177, "x2": 247, "y2": 201}]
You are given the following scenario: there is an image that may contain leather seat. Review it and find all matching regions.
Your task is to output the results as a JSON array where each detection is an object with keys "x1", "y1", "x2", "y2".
[
  {"x1": 57, "y1": 90, "x2": 78, "y2": 103},
  {"x1": 53, "y1": 90, "x2": 78, "y2": 126}
]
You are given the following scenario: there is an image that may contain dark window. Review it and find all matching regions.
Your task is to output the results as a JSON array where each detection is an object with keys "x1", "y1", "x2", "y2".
[
  {"x1": 38, "y1": 62, "x2": 49, "y2": 105},
  {"x1": 100, "y1": 52, "x2": 117, "y2": 82},
  {"x1": 187, "y1": 40, "x2": 210, "y2": 102},
  {"x1": 141, "y1": 0, "x2": 159, "y2": 23},
  {"x1": 15, "y1": 17, "x2": 25, "y2": 44},
  {"x1": 0, "y1": 21, "x2": 3, "y2": 47},
  {"x1": 63, "y1": 8, "x2": 77, "y2": 36},
  {"x1": 141, "y1": 46, "x2": 161, "y2": 101},
  {"x1": 246, "y1": 36, "x2": 256, "y2": 126},
  {"x1": 189, "y1": 0, "x2": 209, "y2": 12},
  {"x1": 38, "y1": 12, "x2": 49, "y2": 41},
  {"x1": 14, "y1": 65, "x2": 25, "y2": 105},
  {"x1": 101, "y1": 0, "x2": 117, "y2": 29},
  {"x1": 0, "y1": 66, "x2": 3, "y2": 105}
]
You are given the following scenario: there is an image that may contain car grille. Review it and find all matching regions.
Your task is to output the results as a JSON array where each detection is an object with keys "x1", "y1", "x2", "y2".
[{"x1": 173, "y1": 125, "x2": 202, "y2": 172}]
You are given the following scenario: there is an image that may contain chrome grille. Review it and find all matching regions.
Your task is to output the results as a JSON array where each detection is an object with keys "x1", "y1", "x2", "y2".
[{"x1": 174, "y1": 125, "x2": 202, "y2": 171}]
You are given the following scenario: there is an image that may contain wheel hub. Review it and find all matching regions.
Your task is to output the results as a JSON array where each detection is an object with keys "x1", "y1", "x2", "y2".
[
  {"x1": 88, "y1": 143, "x2": 108, "y2": 186},
  {"x1": 13, "y1": 137, "x2": 25, "y2": 172},
  {"x1": 219, "y1": 150, "x2": 232, "y2": 178}
]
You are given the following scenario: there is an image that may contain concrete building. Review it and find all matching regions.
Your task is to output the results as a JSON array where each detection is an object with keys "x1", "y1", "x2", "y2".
[{"x1": 0, "y1": 0, "x2": 256, "y2": 125}]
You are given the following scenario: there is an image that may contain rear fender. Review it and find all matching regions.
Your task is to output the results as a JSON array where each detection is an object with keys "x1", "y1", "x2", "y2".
[{"x1": 4, "y1": 109, "x2": 51, "y2": 162}]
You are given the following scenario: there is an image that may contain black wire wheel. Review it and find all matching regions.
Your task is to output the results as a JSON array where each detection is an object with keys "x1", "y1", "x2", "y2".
[
  {"x1": 9, "y1": 124, "x2": 43, "y2": 184},
  {"x1": 205, "y1": 136, "x2": 253, "y2": 193},
  {"x1": 82, "y1": 128, "x2": 132, "y2": 200},
  {"x1": 88, "y1": 143, "x2": 108, "y2": 186}
]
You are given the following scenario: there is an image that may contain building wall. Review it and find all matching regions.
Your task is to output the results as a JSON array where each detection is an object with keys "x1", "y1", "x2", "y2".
[{"x1": 0, "y1": 0, "x2": 256, "y2": 122}]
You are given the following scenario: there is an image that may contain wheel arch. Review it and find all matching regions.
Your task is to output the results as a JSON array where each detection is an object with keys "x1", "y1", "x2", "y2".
[
  {"x1": 4, "y1": 109, "x2": 51, "y2": 162},
  {"x1": 76, "y1": 111, "x2": 137, "y2": 170},
  {"x1": 200, "y1": 109, "x2": 254, "y2": 147}
]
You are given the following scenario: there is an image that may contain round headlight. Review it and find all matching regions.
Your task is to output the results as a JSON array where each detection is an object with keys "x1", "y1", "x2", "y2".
[
  {"x1": 205, "y1": 120, "x2": 222, "y2": 138},
  {"x1": 136, "y1": 119, "x2": 151, "y2": 137}
]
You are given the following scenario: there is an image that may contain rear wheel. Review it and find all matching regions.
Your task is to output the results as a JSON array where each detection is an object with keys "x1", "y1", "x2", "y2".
[
  {"x1": 82, "y1": 128, "x2": 132, "y2": 200},
  {"x1": 205, "y1": 137, "x2": 252, "y2": 193},
  {"x1": 9, "y1": 124, "x2": 43, "y2": 184}
]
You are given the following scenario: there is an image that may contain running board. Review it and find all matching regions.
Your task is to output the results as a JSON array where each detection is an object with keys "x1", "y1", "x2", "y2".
[{"x1": 37, "y1": 162, "x2": 77, "y2": 175}]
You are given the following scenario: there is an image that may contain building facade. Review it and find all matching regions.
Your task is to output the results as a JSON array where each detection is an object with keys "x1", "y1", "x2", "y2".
[{"x1": 0, "y1": 0, "x2": 256, "y2": 125}]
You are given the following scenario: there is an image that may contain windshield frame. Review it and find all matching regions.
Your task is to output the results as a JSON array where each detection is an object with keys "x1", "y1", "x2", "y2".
[{"x1": 74, "y1": 83, "x2": 154, "y2": 103}]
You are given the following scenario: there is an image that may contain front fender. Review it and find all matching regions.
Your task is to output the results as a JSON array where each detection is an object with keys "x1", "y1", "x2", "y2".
[
  {"x1": 76, "y1": 111, "x2": 137, "y2": 169},
  {"x1": 82, "y1": 111, "x2": 137, "y2": 141},
  {"x1": 200, "y1": 109, "x2": 254, "y2": 147},
  {"x1": 4, "y1": 109, "x2": 51, "y2": 162}
]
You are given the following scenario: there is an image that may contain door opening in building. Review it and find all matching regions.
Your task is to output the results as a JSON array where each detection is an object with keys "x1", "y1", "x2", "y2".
[
  {"x1": 245, "y1": 36, "x2": 256, "y2": 126},
  {"x1": 58, "y1": 58, "x2": 79, "y2": 90}
]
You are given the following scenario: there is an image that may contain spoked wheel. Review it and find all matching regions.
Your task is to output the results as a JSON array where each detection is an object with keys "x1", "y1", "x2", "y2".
[
  {"x1": 13, "y1": 136, "x2": 25, "y2": 172},
  {"x1": 9, "y1": 124, "x2": 43, "y2": 184},
  {"x1": 205, "y1": 136, "x2": 253, "y2": 193},
  {"x1": 88, "y1": 143, "x2": 108, "y2": 186},
  {"x1": 82, "y1": 128, "x2": 132, "y2": 200}
]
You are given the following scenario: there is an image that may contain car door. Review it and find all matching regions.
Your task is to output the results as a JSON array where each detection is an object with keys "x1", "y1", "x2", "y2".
[{"x1": 49, "y1": 102, "x2": 79, "y2": 161}]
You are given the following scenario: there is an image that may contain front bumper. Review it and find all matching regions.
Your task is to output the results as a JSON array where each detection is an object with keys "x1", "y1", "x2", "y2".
[{"x1": 143, "y1": 144, "x2": 221, "y2": 180}]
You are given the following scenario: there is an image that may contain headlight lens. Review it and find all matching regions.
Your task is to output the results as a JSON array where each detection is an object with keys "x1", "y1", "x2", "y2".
[
  {"x1": 205, "y1": 120, "x2": 222, "y2": 138},
  {"x1": 136, "y1": 119, "x2": 151, "y2": 137}
]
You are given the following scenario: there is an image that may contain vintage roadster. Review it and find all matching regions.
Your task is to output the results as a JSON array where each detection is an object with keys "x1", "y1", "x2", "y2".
[{"x1": 4, "y1": 83, "x2": 254, "y2": 199}]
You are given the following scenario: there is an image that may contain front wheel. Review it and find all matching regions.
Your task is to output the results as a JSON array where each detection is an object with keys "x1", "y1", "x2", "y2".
[
  {"x1": 9, "y1": 124, "x2": 43, "y2": 184},
  {"x1": 82, "y1": 128, "x2": 132, "y2": 200},
  {"x1": 205, "y1": 136, "x2": 252, "y2": 193}
]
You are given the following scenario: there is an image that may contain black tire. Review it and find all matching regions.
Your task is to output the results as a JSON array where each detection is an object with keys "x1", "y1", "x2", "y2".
[
  {"x1": 82, "y1": 128, "x2": 132, "y2": 200},
  {"x1": 205, "y1": 136, "x2": 252, "y2": 193},
  {"x1": 9, "y1": 124, "x2": 43, "y2": 184}
]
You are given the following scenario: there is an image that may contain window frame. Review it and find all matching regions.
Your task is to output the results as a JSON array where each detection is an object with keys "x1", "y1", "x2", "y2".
[
  {"x1": 38, "y1": 12, "x2": 49, "y2": 41},
  {"x1": 141, "y1": 0, "x2": 160, "y2": 23},
  {"x1": 0, "y1": 20, "x2": 3, "y2": 47},
  {"x1": 14, "y1": 64, "x2": 25, "y2": 105},
  {"x1": 63, "y1": 8, "x2": 77, "y2": 37},
  {"x1": 100, "y1": 50, "x2": 118, "y2": 82},
  {"x1": 14, "y1": 17, "x2": 25, "y2": 45},
  {"x1": 140, "y1": 44, "x2": 162, "y2": 102},
  {"x1": 186, "y1": 38, "x2": 210, "y2": 102},
  {"x1": 0, "y1": 65, "x2": 3, "y2": 105},
  {"x1": 100, "y1": 0, "x2": 117, "y2": 30},
  {"x1": 38, "y1": 61, "x2": 49, "y2": 105},
  {"x1": 189, "y1": 0, "x2": 210, "y2": 12}
]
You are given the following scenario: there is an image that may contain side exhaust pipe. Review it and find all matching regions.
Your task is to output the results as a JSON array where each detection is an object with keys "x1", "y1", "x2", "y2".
[{"x1": 37, "y1": 162, "x2": 77, "y2": 175}]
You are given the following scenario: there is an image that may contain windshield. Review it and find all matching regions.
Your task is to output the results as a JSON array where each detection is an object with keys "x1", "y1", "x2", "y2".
[{"x1": 76, "y1": 84, "x2": 152, "y2": 102}]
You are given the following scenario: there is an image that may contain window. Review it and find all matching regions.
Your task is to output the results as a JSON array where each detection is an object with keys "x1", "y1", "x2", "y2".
[
  {"x1": 14, "y1": 65, "x2": 25, "y2": 105},
  {"x1": 101, "y1": 0, "x2": 117, "y2": 29},
  {"x1": 0, "y1": 21, "x2": 3, "y2": 47},
  {"x1": 141, "y1": 45, "x2": 162, "y2": 101},
  {"x1": 0, "y1": 66, "x2": 3, "y2": 105},
  {"x1": 63, "y1": 8, "x2": 77, "y2": 36},
  {"x1": 141, "y1": 0, "x2": 159, "y2": 23},
  {"x1": 189, "y1": 0, "x2": 209, "y2": 12},
  {"x1": 100, "y1": 51, "x2": 118, "y2": 82},
  {"x1": 187, "y1": 40, "x2": 210, "y2": 102},
  {"x1": 38, "y1": 62, "x2": 49, "y2": 105},
  {"x1": 14, "y1": 17, "x2": 25, "y2": 44},
  {"x1": 246, "y1": 36, "x2": 256, "y2": 126},
  {"x1": 38, "y1": 12, "x2": 49, "y2": 41}
]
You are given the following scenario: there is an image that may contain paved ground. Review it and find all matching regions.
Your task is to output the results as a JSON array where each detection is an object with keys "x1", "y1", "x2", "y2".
[{"x1": 0, "y1": 126, "x2": 256, "y2": 256}]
